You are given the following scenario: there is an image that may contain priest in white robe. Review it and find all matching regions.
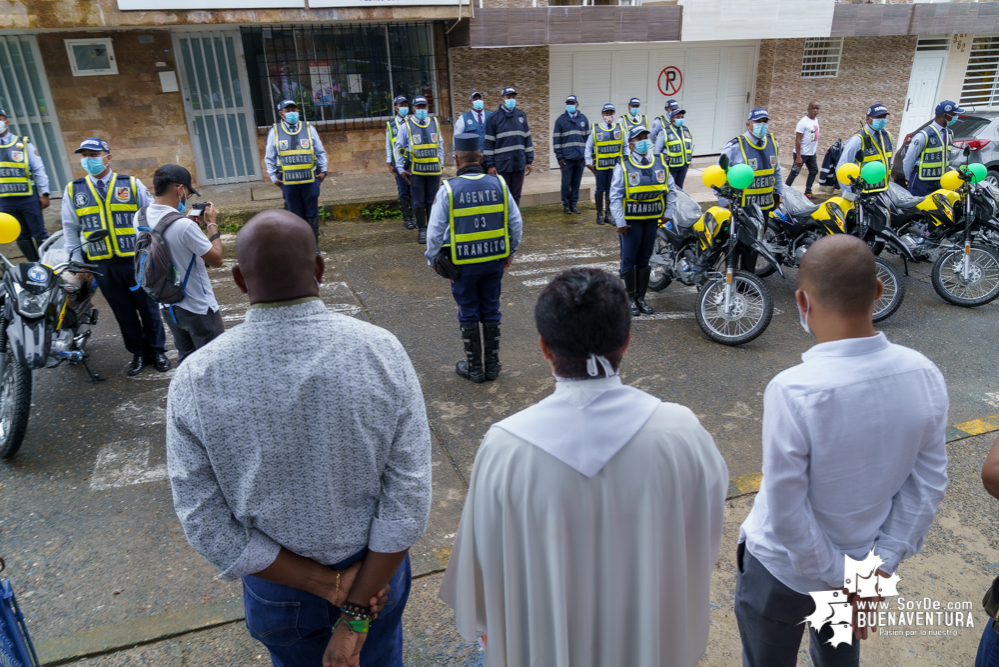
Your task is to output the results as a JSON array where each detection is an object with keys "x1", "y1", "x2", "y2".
[{"x1": 439, "y1": 267, "x2": 729, "y2": 667}]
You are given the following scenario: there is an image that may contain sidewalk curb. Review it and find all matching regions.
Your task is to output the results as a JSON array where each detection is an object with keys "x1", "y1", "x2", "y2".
[{"x1": 35, "y1": 413, "x2": 999, "y2": 665}]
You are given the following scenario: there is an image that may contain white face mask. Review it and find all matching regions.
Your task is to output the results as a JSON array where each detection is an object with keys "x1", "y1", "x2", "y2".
[
  {"x1": 798, "y1": 291, "x2": 812, "y2": 336},
  {"x1": 0, "y1": 120, "x2": 7, "y2": 134}
]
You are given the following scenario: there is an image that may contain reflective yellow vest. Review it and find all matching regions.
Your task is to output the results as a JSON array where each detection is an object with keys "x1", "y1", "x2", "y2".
[
  {"x1": 622, "y1": 154, "x2": 670, "y2": 222},
  {"x1": 663, "y1": 123, "x2": 693, "y2": 169},
  {"x1": 274, "y1": 121, "x2": 316, "y2": 185},
  {"x1": 387, "y1": 116, "x2": 407, "y2": 164},
  {"x1": 621, "y1": 113, "x2": 649, "y2": 131},
  {"x1": 736, "y1": 134, "x2": 778, "y2": 210},
  {"x1": 855, "y1": 126, "x2": 894, "y2": 193},
  {"x1": 918, "y1": 125, "x2": 948, "y2": 182},
  {"x1": 406, "y1": 117, "x2": 442, "y2": 176},
  {"x1": 68, "y1": 173, "x2": 139, "y2": 260},
  {"x1": 0, "y1": 135, "x2": 32, "y2": 197},
  {"x1": 444, "y1": 172, "x2": 510, "y2": 265},
  {"x1": 592, "y1": 122, "x2": 625, "y2": 171}
]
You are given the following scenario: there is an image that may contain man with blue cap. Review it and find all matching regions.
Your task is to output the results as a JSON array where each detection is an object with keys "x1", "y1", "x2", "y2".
[
  {"x1": 483, "y1": 86, "x2": 533, "y2": 207},
  {"x1": 264, "y1": 100, "x2": 328, "y2": 241},
  {"x1": 719, "y1": 108, "x2": 783, "y2": 271},
  {"x1": 586, "y1": 103, "x2": 629, "y2": 226},
  {"x1": 837, "y1": 103, "x2": 893, "y2": 195},
  {"x1": 453, "y1": 91, "x2": 491, "y2": 152},
  {"x1": 610, "y1": 125, "x2": 676, "y2": 317},
  {"x1": 650, "y1": 99, "x2": 679, "y2": 147},
  {"x1": 655, "y1": 105, "x2": 694, "y2": 189},
  {"x1": 60, "y1": 137, "x2": 169, "y2": 376},
  {"x1": 553, "y1": 94, "x2": 588, "y2": 215},
  {"x1": 425, "y1": 133, "x2": 522, "y2": 383},
  {"x1": 620, "y1": 97, "x2": 648, "y2": 133},
  {"x1": 395, "y1": 95, "x2": 443, "y2": 244},
  {"x1": 0, "y1": 108, "x2": 51, "y2": 262},
  {"x1": 903, "y1": 100, "x2": 964, "y2": 196},
  {"x1": 386, "y1": 96, "x2": 416, "y2": 230}
]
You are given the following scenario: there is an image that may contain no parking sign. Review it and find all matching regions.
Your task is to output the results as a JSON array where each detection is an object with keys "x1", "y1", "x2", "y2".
[{"x1": 658, "y1": 66, "x2": 682, "y2": 97}]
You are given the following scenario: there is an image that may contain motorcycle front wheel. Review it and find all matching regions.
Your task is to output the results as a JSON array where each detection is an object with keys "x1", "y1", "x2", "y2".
[
  {"x1": 872, "y1": 257, "x2": 905, "y2": 323},
  {"x1": 0, "y1": 350, "x2": 32, "y2": 459},
  {"x1": 695, "y1": 270, "x2": 774, "y2": 346},
  {"x1": 931, "y1": 244, "x2": 999, "y2": 307}
]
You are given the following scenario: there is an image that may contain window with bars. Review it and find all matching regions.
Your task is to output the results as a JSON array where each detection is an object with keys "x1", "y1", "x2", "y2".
[
  {"x1": 241, "y1": 23, "x2": 444, "y2": 129},
  {"x1": 961, "y1": 35, "x2": 999, "y2": 109},
  {"x1": 916, "y1": 37, "x2": 950, "y2": 53},
  {"x1": 800, "y1": 38, "x2": 843, "y2": 78}
]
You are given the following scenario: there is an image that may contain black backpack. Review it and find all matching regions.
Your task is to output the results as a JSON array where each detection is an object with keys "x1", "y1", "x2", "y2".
[{"x1": 132, "y1": 207, "x2": 196, "y2": 305}]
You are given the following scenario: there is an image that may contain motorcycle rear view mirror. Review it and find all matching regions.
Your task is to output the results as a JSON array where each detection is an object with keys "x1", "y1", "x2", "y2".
[
  {"x1": 964, "y1": 146, "x2": 972, "y2": 157},
  {"x1": 855, "y1": 150, "x2": 864, "y2": 163},
  {"x1": 719, "y1": 155, "x2": 730, "y2": 171},
  {"x1": 86, "y1": 230, "x2": 110, "y2": 243}
]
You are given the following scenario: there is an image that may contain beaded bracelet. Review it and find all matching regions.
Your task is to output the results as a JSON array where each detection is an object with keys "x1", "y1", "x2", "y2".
[
  {"x1": 334, "y1": 616, "x2": 370, "y2": 635},
  {"x1": 340, "y1": 601, "x2": 373, "y2": 621}
]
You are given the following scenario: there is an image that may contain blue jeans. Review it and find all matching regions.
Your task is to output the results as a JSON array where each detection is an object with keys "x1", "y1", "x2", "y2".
[
  {"x1": 243, "y1": 551, "x2": 411, "y2": 667},
  {"x1": 977, "y1": 621, "x2": 999, "y2": 666},
  {"x1": 283, "y1": 180, "x2": 320, "y2": 219},
  {"x1": 560, "y1": 158, "x2": 584, "y2": 207},
  {"x1": 451, "y1": 259, "x2": 504, "y2": 325},
  {"x1": 619, "y1": 220, "x2": 658, "y2": 273}
]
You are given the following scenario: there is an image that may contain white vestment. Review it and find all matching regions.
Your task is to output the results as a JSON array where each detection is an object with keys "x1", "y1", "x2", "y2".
[{"x1": 439, "y1": 376, "x2": 729, "y2": 667}]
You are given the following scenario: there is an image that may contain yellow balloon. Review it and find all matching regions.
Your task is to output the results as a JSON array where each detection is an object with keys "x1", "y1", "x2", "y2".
[
  {"x1": 836, "y1": 163, "x2": 860, "y2": 186},
  {"x1": 0, "y1": 212, "x2": 21, "y2": 245},
  {"x1": 940, "y1": 170, "x2": 963, "y2": 192},
  {"x1": 702, "y1": 164, "x2": 727, "y2": 189}
]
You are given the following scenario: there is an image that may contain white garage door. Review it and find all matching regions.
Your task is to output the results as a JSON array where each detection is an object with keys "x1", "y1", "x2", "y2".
[{"x1": 548, "y1": 41, "x2": 758, "y2": 168}]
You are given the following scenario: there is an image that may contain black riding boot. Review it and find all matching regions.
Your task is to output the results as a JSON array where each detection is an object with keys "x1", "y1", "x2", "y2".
[
  {"x1": 595, "y1": 193, "x2": 605, "y2": 225},
  {"x1": 635, "y1": 266, "x2": 654, "y2": 315},
  {"x1": 306, "y1": 216, "x2": 320, "y2": 243},
  {"x1": 482, "y1": 322, "x2": 501, "y2": 381},
  {"x1": 604, "y1": 199, "x2": 613, "y2": 227},
  {"x1": 401, "y1": 197, "x2": 416, "y2": 230},
  {"x1": 621, "y1": 269, "x2": 640, "y2": 317},
  {"x1": 456, "y1": 324, "x2": 485, "y2": 383},
  {"x1": 16, "y1": 238, "x2": 39, "y2": 263},
  {"x1": 415, "y1": 206, "x2": 428, "y2": 244}
]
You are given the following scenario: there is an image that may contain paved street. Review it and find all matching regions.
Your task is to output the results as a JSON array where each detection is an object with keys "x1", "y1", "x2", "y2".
[{"x1": 3, "y1": 202, "x2": 999, "y2": 665}]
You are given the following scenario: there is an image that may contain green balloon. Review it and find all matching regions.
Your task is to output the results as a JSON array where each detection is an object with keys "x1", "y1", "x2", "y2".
[
  {"x1": 968, "y1": 162, "x2": 987, "y2": 184},
  {"x1": 727, "y1": 163, "x2": 755, "y2": 190},
  {"x1": 860, "y1": 160, "x2": 887, "y2": 185}
]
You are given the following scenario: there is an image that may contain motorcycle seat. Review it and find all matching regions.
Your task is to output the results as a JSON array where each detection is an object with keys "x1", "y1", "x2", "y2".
[{"x1": 781, "y1": 188, "x2": 820, "y2": 216}]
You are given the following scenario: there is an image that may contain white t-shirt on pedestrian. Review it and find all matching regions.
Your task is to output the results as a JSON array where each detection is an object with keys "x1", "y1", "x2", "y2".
[
  {"x1": 795, "y1": 116, "x2": 820, "y2": 156},
  {"x1": 133, "y1": 204, "x2": 219, "y2": 315}
]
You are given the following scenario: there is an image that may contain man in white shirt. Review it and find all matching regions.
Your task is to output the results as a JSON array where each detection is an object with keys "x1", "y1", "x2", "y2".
[
  {"x1": 736, "y1": 234, "x2": 949, "y2": 667},
  {"x1": 440, "y1": 267, "x2": 728, "y2": 667},
  {"x1": 785, "y1": 101, "x2": 820, "y2": 200},
  {"x1": 134, "y1": 164, "x2": 224, "y2": 364}
]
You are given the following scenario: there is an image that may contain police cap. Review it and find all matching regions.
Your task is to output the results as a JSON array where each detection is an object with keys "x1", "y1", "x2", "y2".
[
  {"x1": 0, "y1": 108, "x2": 6, "y2": 118},
  {"x1": 469, "y1": 91, "x2": 483, "y2": 100},
  {"x1": 454, "y1": 133, "x2": 480, "y2": 152},
  {"x1": 935, "y1": 100, "x2": 966, "y2": 115},
  {"x1": 665, "y1": 99, "x2": 679, "y2": 110},
  {"x1": 501, "y1": 86, "x2": 517, "y2": 96},
  {"x1": 628, "y1": 97, "x2": 641, "y2": 107},
  {"x1": 413, "y1": 96, "x2": 428, "y2": 106},
  {"x1": 276, "y1": 99, "x2": 296, "y2": 111},
  {"x1": 75, "y1": 137, "x2": 111, "y2": 154},
  {"x1": 628, "y1": 125, "x2": 650, "y2": 141},
  {"x1": 566, "y1": 95, "x2": 578, "y2": 104},
  {"x1": 866, "y1": 103, "x2": 889, "y2": 118},
  {"x1": 393, "y1": 96, "x2": 409, "y2": 106},
  {"x1": 748, "y1": 107, "x2": 770, "y2": 122},
  {"x1": 601, "y1": 103, "x2": 616, "y2": 113}
]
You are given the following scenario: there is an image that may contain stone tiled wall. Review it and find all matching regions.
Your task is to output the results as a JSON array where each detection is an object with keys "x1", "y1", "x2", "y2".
[
  {"x1": 753, "y1": 36, "x2": 917, "y2": 159},
  {"x1": 38, "y1": 30, "x2": 192, "y2": 188},
  {"x1": 450, "y1": 45, "x2": 551, "y2": 172}
]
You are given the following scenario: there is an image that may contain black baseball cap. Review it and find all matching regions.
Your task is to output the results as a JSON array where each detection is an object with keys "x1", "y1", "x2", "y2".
[{"x1": 154, "y1": 164, "x2": 200, "y2": 197}]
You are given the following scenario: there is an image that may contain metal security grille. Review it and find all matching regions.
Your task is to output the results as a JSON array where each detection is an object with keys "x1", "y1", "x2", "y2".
[
  {"x1": 961, "y1": 35, "x2": 999, "y2": 109},
  {"x1": 0, "y1": 35, "x2": 71, "y2": 194},
  {"x1": 241, "y1": 23, "x2": 444, "y2": 130},
  {"x1": 800, "y1": 38, "x2": 843, "y2": 78}
]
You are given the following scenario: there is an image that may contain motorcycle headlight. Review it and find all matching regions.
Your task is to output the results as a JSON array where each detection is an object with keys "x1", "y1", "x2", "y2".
[{"x1": 13, "y1": 283, "x2": 49, "y2": 318}]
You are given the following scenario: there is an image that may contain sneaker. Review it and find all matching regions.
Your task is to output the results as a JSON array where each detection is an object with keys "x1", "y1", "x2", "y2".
[
  {"x1": 563, "y1": 205, "x2": 572, "y2": 214},
  {"x1": 570, "y1": 205, "x2": 581, "y2": 214},
  {"x1": 805, "y1": 193, "x2": 819, "y2": 202}
]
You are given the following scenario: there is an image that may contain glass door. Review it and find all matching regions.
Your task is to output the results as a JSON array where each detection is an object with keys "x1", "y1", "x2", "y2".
[{"x1": 174, "y1": 30, "x2": 261, "y2": 185}]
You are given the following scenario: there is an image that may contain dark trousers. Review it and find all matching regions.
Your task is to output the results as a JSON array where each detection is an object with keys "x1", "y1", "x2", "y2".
[
  {"x1": 497, "y1": 170, "x2": 525, "y2": 206},
  {"x1": 785, "y1": 154, "x2": 819, "y2": 194},
  {"x1": 283, "y1": 180, "x2": 320, "y2": 220},
  {"x1": 910, "y1": 177, "x2": 940, "y2": 197},
  {"x1": 594, "y1": 168, "x2": 614, "y2": 195},
  {"x1": 619, "y1": 220, "x2": 658, "y2": 272},
  {"x1": 0, "y1": 195, "x2": 48, "y2": 239},
  {"x1": 243, "y1": 551, "x2": 411, "y2": 667},
  {"x1": 409, "y1": 174, "x2": 441, "y2": 211},
  {"x1": 94, "y1": 258, "x2": 166, "y2": 357},
  {"x1": 735, "y1": 543, "x2": 861, "y2": 667},
  {"x1": 394, "y1": 172, "x2": 411, "y2": 199},
  {"x1": 560, "y1": 158, "x2": 584, "y2": 207},
  {"x1": 451, "y1": 259, "x2": 504, "y2": 325},
  {"x1": 976, "y1": 621, "x2": 999, "y2": 666},
  {"x1": 164, "y1": 305, "x2": 225, "y2": 365},
  {"x1": 672, "y1": 164, "x2": 690, "y2": 189}
]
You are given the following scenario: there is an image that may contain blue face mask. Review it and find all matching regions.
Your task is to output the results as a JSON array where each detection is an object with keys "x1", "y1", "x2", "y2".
[
  {"x1": 629, "y1": 107, "x2": 640, "y2": 116},
  {"x1": 871, "y1": 118, "x2": 887, "y2": 131},
  {"x1": 752, "y1": 122, "x2": 769, "y2": 139},
  {"x1": 176, "y1": 188, "x2": 188, "y2": 215},
  {"x1": 798, "y1": 291, "x2": 812, "y2": 336},
  {"x1": 947, "y1": 117, "x2": 958, "y2": 127},
  {"x1": 415, "y1": 109, "x2": 428, "y2": 120},
  {"x1": 284, "y1": 111, "x2": 299, "y2": 125},
  {"x1": 674, "y1": 118, "x2": 685, "y2": 127},
  {"x1": 472, "y1": 100, "x2": 484, "y2": 111},
  {"x1": 634, "y1": 139, "x2": 651, "y2": 155},
  {"x1": 397, "y1": 107, "x2": 409, "y2": 117},
  {"x1": 566, "y1": 105, "x2": 576, "y2": 114},
  {"x1": 505, "y1": 98, "x2": 517, "y2": 110},
  {"x1": 80, "y1": 157, "x2": 106, "y2": 176}
]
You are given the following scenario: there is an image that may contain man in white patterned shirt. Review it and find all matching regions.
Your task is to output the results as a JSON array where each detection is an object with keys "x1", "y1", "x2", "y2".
[{"x1": 166, "y1": 210, "x2": 432, "y2": 667}]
